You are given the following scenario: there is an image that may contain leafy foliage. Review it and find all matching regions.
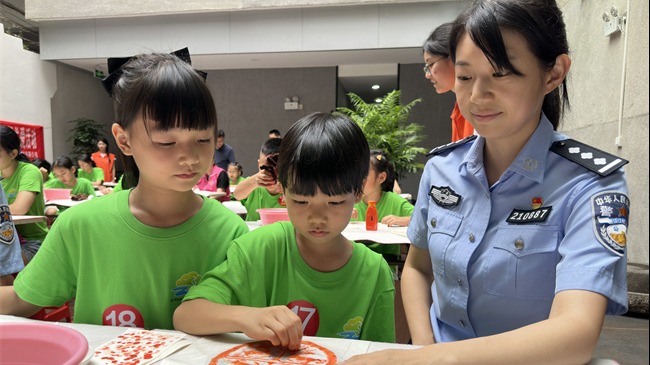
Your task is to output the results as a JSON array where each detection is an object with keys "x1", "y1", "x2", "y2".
[
  {"x1": 336, "y1": 90, "x2": 427, "y2": 180},
  {"x1": 66, "y1": 118, "x2": 106, "y2": 157}
]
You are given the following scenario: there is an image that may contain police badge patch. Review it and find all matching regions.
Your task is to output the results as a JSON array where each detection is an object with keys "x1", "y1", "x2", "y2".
[
  {"x1": 591, "y1": 191, "x2": 629, "y2": 256},
  {"x1": 429, "y1": 185, "x2": 461, "y2": 207},
  {"x1": 1, "y1": 204, "x2": 16, "y2": 245}
]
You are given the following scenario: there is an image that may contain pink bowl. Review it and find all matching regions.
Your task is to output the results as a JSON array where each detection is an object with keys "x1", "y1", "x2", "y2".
[
  {"x1": 257, "y1": 208, "x2": 290, "y2": 225},
  {"x1": 0, "y1": 322, "x2": 89, "y2": 365},
  {"x1": 43, "y1": 188, "x2": 73, "y2": 201}
]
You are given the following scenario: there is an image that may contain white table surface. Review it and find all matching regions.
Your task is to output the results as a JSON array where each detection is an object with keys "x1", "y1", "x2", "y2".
[
  {"x1": 12, "y1": 215, "x2": 47, "y2": 225},
  {"x1": 0, "y1": 314, "x2": 417, "y2": 364},
  {"x1": 246, "y1": 221, "x2": 411, "y2": 245},
  {"x1": 222, "y1": 200, "x2": 247, "y2": 215}
]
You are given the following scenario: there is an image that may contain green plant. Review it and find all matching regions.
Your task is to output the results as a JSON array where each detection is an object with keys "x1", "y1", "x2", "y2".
[
  {"x1": 336, "y1": 90, "x2": 427, "y2": 180},
  {"x1": 67, "y1": 118, "x2": 106, "y2": 157}
]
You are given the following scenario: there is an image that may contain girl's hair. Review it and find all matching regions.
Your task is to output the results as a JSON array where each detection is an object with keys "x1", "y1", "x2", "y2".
[
  {"x1": 369, "y1": 150, "x2": 395, "y2": 193},
  {"x1": 111, "y1": 52, "x2": 217, "y2": 188},
  {"x1": 228, "y1": 161, "x2": 243, "y2": 174},
  {"x1": 449, "y1": 0, "x2": 570, "y2": 129},
  {"x1": 52, "y1": 156, "x2": 76, "y2": 171},
  {"x1": 77, "y1": 153, "x2": 95, "y2": 167},
  {"x1": 0, "y1": 125, "x2": 31, "y2": 162},
  {"x1": 31, "y1": 158, "x2": 52, "y2": 172},
  {"x1": 278, "y1": 112, "x2": 369, "y2": 197},
  {"x1": 422, "y1": 21, "x2": 453, "y2": 57}
]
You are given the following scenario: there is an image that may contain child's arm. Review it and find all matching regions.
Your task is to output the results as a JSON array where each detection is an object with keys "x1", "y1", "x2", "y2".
[
  {"x1": 232, "y1": 170, "x2": 276, "y2": 200},
  {"x1": 8, "y1": 191, "x2": 37, "y2": 215},
  {"x1": 173, "y1": 298, "x2": 303, "y2": 350},
  {"x1": 380, "y1": 215, "x2": 410, "y2": 227},
  {"x1": 0, "y1": 286, "x2": 43, "y2": 317}
]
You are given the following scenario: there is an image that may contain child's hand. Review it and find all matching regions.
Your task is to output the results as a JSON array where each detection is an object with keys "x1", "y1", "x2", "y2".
[
  {"x1": 381, "y1": 215, "x2": 408, "y2": 227},
  {"x1": 351, "y1": 208, "x2": 358, "y2": 220},
  {"x1": 241, "y1": 305, "x2": 303, "y2": 350},
  {"x1": 255, "y1": 169, "x2": 277, "y2": 188}
]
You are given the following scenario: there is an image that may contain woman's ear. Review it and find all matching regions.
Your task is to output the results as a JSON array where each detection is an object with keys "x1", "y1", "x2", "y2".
[
  {"x1": 112, "y1": 123, "x2": 132, "y2": 156},
  {"x1": 545, "y1": 54, "x2": 571, "y2": 95}
]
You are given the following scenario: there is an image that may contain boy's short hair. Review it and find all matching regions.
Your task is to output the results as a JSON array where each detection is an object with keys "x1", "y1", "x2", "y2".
[
  {"x1": 278, "y1": 112, "x2": 369, "y2": 197},
  {"x1": 261, "y1": 137, "x2": 282, "y2": 156}
]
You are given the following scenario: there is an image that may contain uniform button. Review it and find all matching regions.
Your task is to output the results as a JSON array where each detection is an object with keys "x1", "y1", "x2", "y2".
[
  {"x1": 514, "y1": 239, "x2": 525, "y2": 250},
  {"x1": 430, "y1": 218, "x2": 437, "y2": 228},
  {"x1": 457, "y1": 277, "x2": 462, "y2": 286},
  {"x1": 459, "y1": 320, "x2": 465, "y2": 327},
  {"x1": 469, "y1": 233, "x2": 475, "y2": 243}
]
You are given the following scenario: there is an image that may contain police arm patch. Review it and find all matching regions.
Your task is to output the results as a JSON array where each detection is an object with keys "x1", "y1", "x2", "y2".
[{"x1": 592, "y1": 191, "x2": 629, "y2": 256}]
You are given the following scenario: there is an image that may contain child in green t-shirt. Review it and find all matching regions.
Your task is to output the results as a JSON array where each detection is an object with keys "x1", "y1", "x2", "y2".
[
  {"x1": 175, "y1": 112, "x2": 396, "y2": 348},
  {"x1": 232, "y1": 138, "x2": 284, "y2": 221},
  {"x1": 44, "y1": 156, "x2": 96, "y2": 216},
  {"x1": 77, "y1": 153, "x2": 105, "y2": 187},
  {"x1": 352, "y1": 150, "x2": 414, "y2": 258}
]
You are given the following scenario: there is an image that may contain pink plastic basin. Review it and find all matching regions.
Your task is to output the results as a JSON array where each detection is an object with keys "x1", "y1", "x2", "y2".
[
  {"x1": 0, "y1": 322, "x2": 89, "y2": 365},
  {"x1": 257, "y1": 208, "x2": 290, "y2": 225},
  {"x1": 43, "y1": 188, "x2": 72, "y2": 201}
]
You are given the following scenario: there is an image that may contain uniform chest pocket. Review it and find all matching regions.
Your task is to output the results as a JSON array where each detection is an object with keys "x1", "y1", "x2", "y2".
[
  {"x1": 426, "y1": 206, "x2": 463, "y2": 277},
  {"x1": 483, "y1": 225, "x2": 559, "y2": 301}
]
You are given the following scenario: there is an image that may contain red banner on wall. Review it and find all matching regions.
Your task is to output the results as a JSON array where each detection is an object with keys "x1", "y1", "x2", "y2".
[{"x1": 0, "y1": 120, "x2": 45, "y2": 160}]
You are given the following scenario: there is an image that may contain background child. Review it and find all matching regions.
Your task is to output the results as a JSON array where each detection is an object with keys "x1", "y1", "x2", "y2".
[
  {"x1": 194, "y1": 160, "x2": 230, "y2": 202},
  {"x1": 77, "y1": 153, "x2": 105, "y2": 187},
  {"x1": 30, "y1": 158, "x2": 56, "y2": 188},
  {"x1": 226, "y1": 161, "x2": 244, "y2": 200},
  {"x1": 232, "y1": 137, "x2": 284, "y2": 221},
  {"x1": 343, "y1": 0, "x2": 629, "y2": 364},
  {"x1": 352, "y1": 150, "x2": 414, "y2": 259},
  {"x1": 43, "y1": 155, "x2": 96, "y2": 216},
  {"x1": 0, "y1": 125, "x2": 48, "y2": 264},
  {"x1": 174, "y1": 112, "x2": 396, "y2": 348},
  {"x1": 91, "y1": 137, "x2": 116, "y2": 183},
  {"x1": 0, "y1": 50, "x2": 249, "y2": 330}
]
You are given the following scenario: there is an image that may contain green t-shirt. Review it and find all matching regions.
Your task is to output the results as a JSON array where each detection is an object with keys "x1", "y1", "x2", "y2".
[
  {"x1": 14, "y1": 190, "x2": 249, "y2": 330},
  {"x1": 0, "y1": 161, "x2": 48, "y2": 241},
  {"x1": 353, "y1": 191, "x2": 414, "y2": 256},
  {"x1": 44, "y1": 172, "x2": 58, "y2": 188},
  {"x1": 185, "y1": 221, "x2": 396, "y2": 342},
  {"x1": 46, "y1": 177, "x2": 97, "y2": 197},
  {"x1": 78, "y1": 167, "x2": 105, "y2": 184},
  {"x1": 241, "y1": 186, "x2": 284, "y2": 221}
]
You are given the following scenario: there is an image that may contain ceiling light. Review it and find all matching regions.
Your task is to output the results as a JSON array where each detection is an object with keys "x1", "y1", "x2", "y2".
[
  {"x1": 371, "y1": 84, "x2": 380, "y2": 90},
  {"x1": 374, "y1": 98, "x2": 383, "y2": 103}
]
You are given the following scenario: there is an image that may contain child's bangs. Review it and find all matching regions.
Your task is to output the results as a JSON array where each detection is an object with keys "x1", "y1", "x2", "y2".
[
  {"x1": 139, "y1": 64, "x2": 216, "y2": 131},
  {"x1": 285, "y1": 164, "x2": 355, "y2": 197}
]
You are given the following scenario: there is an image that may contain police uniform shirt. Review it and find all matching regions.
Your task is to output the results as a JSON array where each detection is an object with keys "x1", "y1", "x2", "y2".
[{"x1": 407, "y1": 115, "x2": 629, "y2": 342}]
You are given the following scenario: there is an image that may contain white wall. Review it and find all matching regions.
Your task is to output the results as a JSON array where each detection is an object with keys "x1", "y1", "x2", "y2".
[{"x1": 0, "y1": 23, "x2": 57, "y2": 161}]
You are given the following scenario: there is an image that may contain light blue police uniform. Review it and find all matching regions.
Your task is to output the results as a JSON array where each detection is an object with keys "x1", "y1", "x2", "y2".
[
  {"x1": 1, "y1": 183, "x2": 24, "y2": 276},
  {"x1": 407, "y1": 115, "x2": 629, "y2": 342}
]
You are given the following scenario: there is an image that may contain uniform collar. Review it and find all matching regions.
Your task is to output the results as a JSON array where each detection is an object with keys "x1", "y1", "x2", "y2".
[{"x1": 462, "y1": 114, "x2": 562, "y2": 183}]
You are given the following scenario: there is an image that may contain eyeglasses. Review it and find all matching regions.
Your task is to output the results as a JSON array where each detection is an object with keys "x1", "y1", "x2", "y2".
[{"x1": 423, "y1": 56, "x2": 447, "y2": 76}]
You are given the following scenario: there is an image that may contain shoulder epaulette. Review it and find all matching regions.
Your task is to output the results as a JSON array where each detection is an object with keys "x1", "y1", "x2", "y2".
[
  {"x1": 426, "y1": 135, "x2": 477, "y2": 157},
  {"x1": 550, "y1": 139, "x2": 628, "y2": 177}
]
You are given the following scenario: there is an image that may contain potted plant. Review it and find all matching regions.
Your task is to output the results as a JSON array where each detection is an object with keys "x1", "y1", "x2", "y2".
[
  {"x1": 66, "y1": 118, "x2": 106, "y2": 157},
  {"x1": 336, "y1": 90, "x2": 427, "y2": 181}
]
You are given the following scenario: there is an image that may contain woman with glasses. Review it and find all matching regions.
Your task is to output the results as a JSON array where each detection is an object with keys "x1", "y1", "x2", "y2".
[{"x1": 423, "y1": 22, "x2": 474, "y2": 142}]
